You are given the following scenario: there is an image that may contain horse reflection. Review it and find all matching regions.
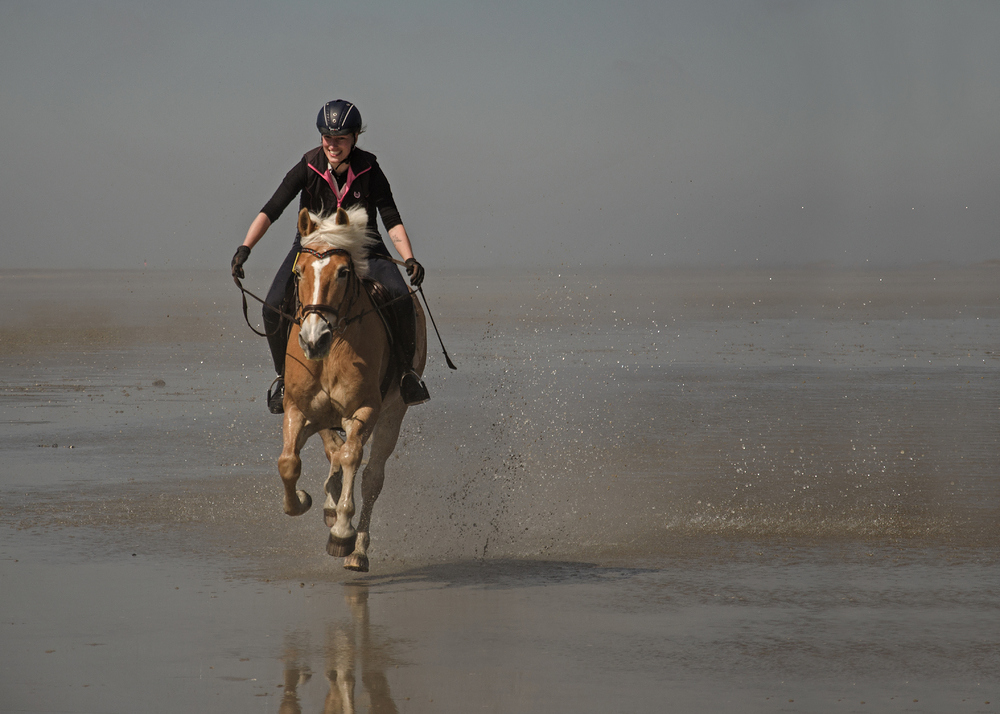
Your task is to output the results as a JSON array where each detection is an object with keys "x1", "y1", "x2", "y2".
[{"x1": 279, "y1": 584, "x2": 399, "y2": 713}]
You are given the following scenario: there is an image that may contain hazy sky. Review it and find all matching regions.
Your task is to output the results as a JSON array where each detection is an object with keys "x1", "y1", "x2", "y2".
[{"x1": 3, "y1": 0, "x2": 998, "y2": 271}]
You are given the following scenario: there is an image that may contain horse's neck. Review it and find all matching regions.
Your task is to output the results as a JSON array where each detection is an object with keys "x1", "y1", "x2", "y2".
[{"x1": 349, "y1": 275, "x2": 371, "y2": 318}]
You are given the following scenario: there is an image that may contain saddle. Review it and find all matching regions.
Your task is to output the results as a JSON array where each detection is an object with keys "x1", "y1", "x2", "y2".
[{"x1": 361, "y1": 278, "x2": 402, "y2": 351}]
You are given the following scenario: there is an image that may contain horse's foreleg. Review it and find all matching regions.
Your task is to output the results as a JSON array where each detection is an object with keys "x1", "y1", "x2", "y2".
[
  {"x1": 344, "y1": 401, "x2": 406, "y2": 572},
  {"x1": 319, "y1": 428, "x2": 345, "y2": 461},
  {"x1": 278, "y1": 408, "x2": 313, "y2": 516},
  {"x1": 326, "y1": 408, "x2": 376, "y2": 558},
  {"x1": 320, "y1": 428, "x2": 345, "y2": 528},
  {"x1": 323, "y1": 461, "x2": 344, "y2": 528}
]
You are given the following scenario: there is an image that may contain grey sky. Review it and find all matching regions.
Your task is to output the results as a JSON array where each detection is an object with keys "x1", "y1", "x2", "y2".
[{"x1": 2, "y1": 0, "x2": 998, "y2": 271}]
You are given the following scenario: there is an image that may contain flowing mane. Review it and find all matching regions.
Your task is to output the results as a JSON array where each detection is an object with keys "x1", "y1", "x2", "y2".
[{"x1": 300, "y1": 206, "x2": 376, "y2": 279}]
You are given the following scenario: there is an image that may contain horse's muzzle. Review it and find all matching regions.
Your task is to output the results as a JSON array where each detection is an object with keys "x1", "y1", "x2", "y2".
[{"x1": 299, "y1": 315, "x2": 334, "y2": 360}]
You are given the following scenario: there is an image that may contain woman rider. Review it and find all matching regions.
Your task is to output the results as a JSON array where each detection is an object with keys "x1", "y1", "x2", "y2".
[{"x1": 230, "y1": 99, "x2": 430, "y2": 413}]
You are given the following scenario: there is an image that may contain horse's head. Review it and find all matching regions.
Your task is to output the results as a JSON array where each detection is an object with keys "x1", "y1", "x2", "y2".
[{"x1": 294, "y1": 206, "x2": 373, "y2": 361}]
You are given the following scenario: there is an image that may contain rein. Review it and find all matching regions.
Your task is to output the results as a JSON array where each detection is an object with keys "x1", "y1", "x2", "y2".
[
  {"x1": 232, "y1": 256, "x2": 417, "y2": 338},
  {"x1": 233, "y1": 275, "x2": 298, "y2": 337},
  {"x1": 295, "y1": 246, "x2": 417, "y2": 333},
  {"x1": 233, "y1": 251, "x2": 457, "y2": 370}
]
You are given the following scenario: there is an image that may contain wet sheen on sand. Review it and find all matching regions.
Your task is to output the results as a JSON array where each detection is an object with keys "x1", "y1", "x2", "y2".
[{"x1": 2, "y1": 267, "x2": 999, "y2": 712}]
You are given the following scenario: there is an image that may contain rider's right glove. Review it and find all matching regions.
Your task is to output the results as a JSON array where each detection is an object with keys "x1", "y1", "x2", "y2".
[
  {"x1": 404, "y1": 257, "x2": 425, "y2": 287},
  {"x1": 231, "y1": 245, "x2": 251, "y2": 280}
]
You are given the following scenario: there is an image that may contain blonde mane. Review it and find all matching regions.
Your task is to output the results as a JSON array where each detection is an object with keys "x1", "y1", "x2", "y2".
[{"x1": 300, "y1": 206, "x2": 376, "y2": 279}]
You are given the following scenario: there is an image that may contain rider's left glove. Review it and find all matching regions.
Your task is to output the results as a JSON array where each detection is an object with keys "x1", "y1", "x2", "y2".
[
  {"x1": 231, "y1": 245, "x2": 252, "y2": 280},
  {"x1": 404, "y1": 258, "x2": 424, "y2": 287}
]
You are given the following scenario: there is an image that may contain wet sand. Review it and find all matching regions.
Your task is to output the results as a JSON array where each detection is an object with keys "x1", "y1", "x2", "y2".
[{"x1": 2, "y1": 266, "x2": 1000, "y2": 712}]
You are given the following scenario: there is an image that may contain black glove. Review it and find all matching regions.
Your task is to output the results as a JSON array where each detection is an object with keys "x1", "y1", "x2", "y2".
[
  {"x1": 231, "y1": 245, "x2": 251, "y2": 280},
  {"x1": 404, "y1": 257, "x2": 424, "y2": 287}
]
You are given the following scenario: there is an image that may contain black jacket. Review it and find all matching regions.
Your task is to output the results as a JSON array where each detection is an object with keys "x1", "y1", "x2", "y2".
[{"x1": 260, "y1": 147, "x2": 402, "y2": 258}]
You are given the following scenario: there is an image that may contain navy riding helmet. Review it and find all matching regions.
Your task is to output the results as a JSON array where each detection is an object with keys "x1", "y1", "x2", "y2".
[{"x1": 316, "y1": 100, "x2": 362, "y2": 136}]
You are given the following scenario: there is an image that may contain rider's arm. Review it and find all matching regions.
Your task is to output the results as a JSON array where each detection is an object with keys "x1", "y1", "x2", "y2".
[
  {"x1": 242, "y1": 212, "x2": 272, "y2": 249},
  {"x1": 367, "y1": 160, "x2": 407, "y2": 254},
  {"x1": 387, "y1": 224, "x2": 414, "y2": 262}
]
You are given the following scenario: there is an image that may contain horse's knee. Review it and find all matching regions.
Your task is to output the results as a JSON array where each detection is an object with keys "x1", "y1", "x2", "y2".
[
  {"x1": 278, "y1": 454, "x2": 300, "y2": 480},
  {"x1": 338, "y1": 443, "x2": 363, "y2": 470}
]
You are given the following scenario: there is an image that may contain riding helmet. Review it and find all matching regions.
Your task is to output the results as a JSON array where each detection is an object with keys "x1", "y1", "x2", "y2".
[{"x1": 316, "y1": 100, "x2": 362, "y2": 136}]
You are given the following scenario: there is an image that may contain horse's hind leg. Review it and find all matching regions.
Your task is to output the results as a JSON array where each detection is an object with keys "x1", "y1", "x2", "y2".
[
  {"x1": 344, "y1": 400, "x2": 406, "y2": 572},
  {"x1": 278, "y1": 408, "x2": 313, "y2": 516}
]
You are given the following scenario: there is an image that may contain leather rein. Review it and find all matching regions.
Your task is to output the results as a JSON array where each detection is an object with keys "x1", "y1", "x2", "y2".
[{"x1": 233, "y1": 247, "x2": 415, "y2": 338}]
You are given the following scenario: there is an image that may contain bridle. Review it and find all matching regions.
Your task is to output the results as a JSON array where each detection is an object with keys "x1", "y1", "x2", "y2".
[
  {"x1": 235, "y1": 245, "x2": 418, "y2": 338},
  {"x1": 295, "y1": 246, "x2": 360, "y2": 334}
]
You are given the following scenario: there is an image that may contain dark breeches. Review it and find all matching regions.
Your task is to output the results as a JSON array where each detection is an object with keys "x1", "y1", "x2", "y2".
[
  {"x1": 264, "y1": 244, "x2": 415, "y2": 376},
  {"x1": 366, "y1": 257, "x2": 417, "y2": 374},
  {"x1": 365, "y1": 256, "x2": 410, "y2": 303},
  {"x1": 263, "y1": 242, "x2": 301, "y2": 376}
]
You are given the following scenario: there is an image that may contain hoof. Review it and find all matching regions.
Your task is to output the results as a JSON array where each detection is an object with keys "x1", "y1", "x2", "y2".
[
  {"x1": 324, "y1": 507, "x2": 337, "y2": 528},
  {"x1": 327, "y1": 532, "x2": 357, "y2": 558},
  {"x1": 285, "y1": 490, "x2": 312, "y2": 517},
  {"x1": 343, "y1": 553, "x2": 369, "y2": 572}
]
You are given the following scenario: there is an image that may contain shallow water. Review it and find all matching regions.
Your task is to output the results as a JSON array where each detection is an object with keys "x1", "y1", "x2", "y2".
[{"x1": 1, "y1": 267, "x2": 999, "y2": 712}]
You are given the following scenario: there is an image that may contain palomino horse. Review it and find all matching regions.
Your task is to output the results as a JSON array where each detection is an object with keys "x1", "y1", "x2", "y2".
[{"x1": 279, "y1": 206, "x2": 426, "y2": 572}]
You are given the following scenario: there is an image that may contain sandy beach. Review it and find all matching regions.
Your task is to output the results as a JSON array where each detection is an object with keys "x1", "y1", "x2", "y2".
[{"x1": 2, "y1": 266, "x2": 999, "y2": 713}]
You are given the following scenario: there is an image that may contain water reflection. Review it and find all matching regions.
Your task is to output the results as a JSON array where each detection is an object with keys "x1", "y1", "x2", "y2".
[{"x1": 278, "y1": 583, "x2": 400, "y2": 714}]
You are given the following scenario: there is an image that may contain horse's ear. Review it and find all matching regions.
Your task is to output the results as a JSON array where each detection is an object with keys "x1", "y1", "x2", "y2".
[
  {"x1": 297, "y1": 208, "x2": 315, "y2": 237},
  {"x1": 334, "y1": 207, "x2": 349, "y2": 226}
]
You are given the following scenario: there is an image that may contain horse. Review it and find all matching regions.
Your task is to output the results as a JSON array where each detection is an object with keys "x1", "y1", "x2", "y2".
[{"x1": 277, "y1": 205, "x2": 427, "y2": 572}]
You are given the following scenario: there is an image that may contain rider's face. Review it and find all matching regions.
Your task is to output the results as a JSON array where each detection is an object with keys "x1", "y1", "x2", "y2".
[{"x1": 322, "y1": 133, "x2": 355, "y2": 167}]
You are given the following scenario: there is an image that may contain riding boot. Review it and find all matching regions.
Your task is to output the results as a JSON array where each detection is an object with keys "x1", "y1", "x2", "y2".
[
  {"x1": 264, "y1": 318, "x2": 287, "y2": 414},
  {"x1": 267, "y1": 376, "x2": 285, "y2": 414},
  {"x1": 393, "y1": 299, "x2": 430, "y2": 406},
  {"x1": 263, "y1": 272, "x2": 295, "y2": 415},
  {"x1": 265, "y1": 321, "x2": 286, "y2": 378}
]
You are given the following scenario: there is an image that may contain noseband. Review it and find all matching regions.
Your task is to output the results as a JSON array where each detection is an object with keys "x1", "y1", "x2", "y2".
[{"x1": 295, "y1": 246, "x2": 359, "y2": 331}]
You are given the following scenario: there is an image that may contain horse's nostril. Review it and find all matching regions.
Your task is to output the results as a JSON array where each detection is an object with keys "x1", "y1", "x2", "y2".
[{"x1": 300, "y1": 325, "x2": 333, "y2": 360}]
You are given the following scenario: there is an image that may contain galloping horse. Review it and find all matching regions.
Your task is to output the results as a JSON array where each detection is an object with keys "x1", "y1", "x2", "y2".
[{"x1": 278, "y1": 206, "x2": 426, "y2": 572}]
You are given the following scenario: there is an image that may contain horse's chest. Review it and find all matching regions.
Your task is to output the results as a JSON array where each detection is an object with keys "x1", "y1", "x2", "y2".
[
  {"x1": 306, "y1": 391, "x2": 336, "y2": 416},
  {"x1": 303, "y1": 380, "x2": 367, "y2": 420}
]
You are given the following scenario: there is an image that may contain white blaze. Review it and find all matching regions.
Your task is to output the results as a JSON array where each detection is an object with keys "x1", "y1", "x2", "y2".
[
  {"x1": 311, "y1": 257, "x2": 330, "y2": 305},
  {"x1": 299, "y1": 257, "x2": 331, "y2": 348}
]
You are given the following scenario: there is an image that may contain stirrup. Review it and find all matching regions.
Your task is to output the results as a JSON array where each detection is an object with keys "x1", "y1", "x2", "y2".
[
  {"x1": 400, "y1": 371, "x2": 430, "y2": 406},
  {"x1": 267, "y1": 376, "x2": 284, "y2": 414}
]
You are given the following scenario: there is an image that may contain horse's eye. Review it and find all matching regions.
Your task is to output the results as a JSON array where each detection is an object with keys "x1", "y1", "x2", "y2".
[{"x1": 337, "y1": 266, "x2": 350, "y2": 279}]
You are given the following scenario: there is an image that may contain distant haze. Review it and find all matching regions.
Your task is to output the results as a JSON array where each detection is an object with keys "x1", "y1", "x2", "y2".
[{"x1": 2, "y1": 0, "x2": 998, "y2": 272}]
